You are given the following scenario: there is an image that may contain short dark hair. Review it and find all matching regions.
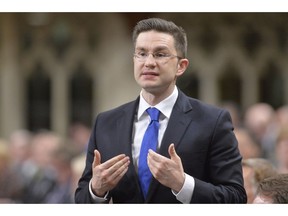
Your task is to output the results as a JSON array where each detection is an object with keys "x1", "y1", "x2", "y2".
[
  {"x1": 257, "y1": 173, "x2": 288, "y2": 203},
  {"x1": 132, "y1": 18, "x2": 187, "y2": 58}
]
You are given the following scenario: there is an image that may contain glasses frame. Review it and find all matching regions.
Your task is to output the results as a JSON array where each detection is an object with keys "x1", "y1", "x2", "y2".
[{"x1": 133, "y1": 52, "x2": 183, "y2": 63}]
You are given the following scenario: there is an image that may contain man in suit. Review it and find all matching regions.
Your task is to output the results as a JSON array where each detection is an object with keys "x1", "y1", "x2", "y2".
[{"x1": 75, "y1": 17, "x2": 247, "y2": 203}]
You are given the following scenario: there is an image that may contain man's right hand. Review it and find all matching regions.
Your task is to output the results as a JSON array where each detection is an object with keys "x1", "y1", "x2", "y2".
[{"x1": 91, "y1": 150, "x2": 130, "y2": 197}]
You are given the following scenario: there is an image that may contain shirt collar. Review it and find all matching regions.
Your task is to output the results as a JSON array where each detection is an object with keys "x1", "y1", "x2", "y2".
[{"x1": 137, "y1": 86, "x2": 178, "y2": 120}]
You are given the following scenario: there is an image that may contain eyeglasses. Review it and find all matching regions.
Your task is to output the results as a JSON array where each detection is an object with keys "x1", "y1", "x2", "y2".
[{"x1": 134, "y1": 51, "x2": 182, "y2": 63}]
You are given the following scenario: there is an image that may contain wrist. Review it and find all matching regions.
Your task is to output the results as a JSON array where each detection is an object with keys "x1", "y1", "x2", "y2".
[{"x1": 90, "y1": 179, "x2": 106, "y2": 197}]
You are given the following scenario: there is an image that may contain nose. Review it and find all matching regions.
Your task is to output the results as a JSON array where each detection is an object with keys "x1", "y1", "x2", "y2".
[{"x1": 144, "y1": 53, "x2": 156, "y2": 66}]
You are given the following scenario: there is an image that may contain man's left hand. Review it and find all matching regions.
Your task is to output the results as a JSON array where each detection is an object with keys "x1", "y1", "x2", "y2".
[{"x1": 147, "y1": 143, "x2": 185, "y2": 193}]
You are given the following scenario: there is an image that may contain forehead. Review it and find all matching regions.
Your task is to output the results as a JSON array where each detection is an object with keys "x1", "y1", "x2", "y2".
[{"x1": 135, "y1": 31, "x2": 175, "y2": 50}]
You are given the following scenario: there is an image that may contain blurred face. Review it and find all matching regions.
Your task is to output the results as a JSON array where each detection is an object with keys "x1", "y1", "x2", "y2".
[
  {"x1": 242, "y1": 165, "x2": 257, "y2": 203},
  {"x1": 253, "y1": 194, "x2": 273, "y2": 204},
  {"x1": 133, "y1": 31, "x2": 188, "y2": 97},
  {"x1": 276, "y1": 139, "x2": 288, "y2": 166}
]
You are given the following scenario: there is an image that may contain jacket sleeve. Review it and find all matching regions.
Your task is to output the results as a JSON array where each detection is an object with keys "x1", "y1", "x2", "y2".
[
  {"x1": 191, "y1": 109, "x2": 247, "y2": 203},
  {"x1": 74, "y1": 116, "x2": 111, "y2": 204}
]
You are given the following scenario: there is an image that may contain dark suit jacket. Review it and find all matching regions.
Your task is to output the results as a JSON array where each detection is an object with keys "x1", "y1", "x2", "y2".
[{"x1": 75, "y1": 90, "x2": 247, "y2": 203}]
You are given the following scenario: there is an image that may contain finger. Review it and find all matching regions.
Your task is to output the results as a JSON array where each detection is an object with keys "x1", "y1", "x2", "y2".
[
  {"x1": 168, "y1": 143, "x2": 181, "y2": 163},
  {"x1": 109, "y1": 159, "x2": 130, "y2": 181},
  {"x1": 113, "y1": 166, "x2": 129, "y2": 183},
  {"x1": 108, "y1": 156, "x2": 130, "y2": 175},
  {"x1": 168, "y1": 143, "x2": 176, "y2": 158},
  {"x1": 105, "y1": 165, "x2": 129, "y2": 190},
  {"x1": 101, "y1": 157, "x2": 130, "y2": 190},
  {"x1": 101, "y1": 154, "x2": 127, "y2": 169},
  {"x1": 93, "y1": 150, "x2": 101, "y2": 168},
  {"x1": 148, "y1": 149, "x2": 166, "y2": 162},
  {"x1": 147, "y1": 150, "x2": 168, "y2": 175}
]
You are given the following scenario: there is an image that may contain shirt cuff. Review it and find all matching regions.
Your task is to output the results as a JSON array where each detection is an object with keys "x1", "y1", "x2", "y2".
[
  {"x1": 172, "y1": 174, "x2": 195, "y2": 204},
  {"x1": 89, "y1": 180, "x2": 109, "y2": 203}
]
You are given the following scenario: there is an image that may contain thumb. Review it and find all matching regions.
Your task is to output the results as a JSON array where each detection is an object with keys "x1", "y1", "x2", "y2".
[
  {"x1": 168, "y1": 143, "x2": 178, "y2": 161},
  {"x1": 92, "y1": 149, "x2": 101, "y2": 168}
]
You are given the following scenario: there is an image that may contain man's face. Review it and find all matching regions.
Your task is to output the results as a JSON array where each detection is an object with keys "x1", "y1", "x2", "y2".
[{"x1": 133, "y1": 30, "x2": 187, "y2": 96}]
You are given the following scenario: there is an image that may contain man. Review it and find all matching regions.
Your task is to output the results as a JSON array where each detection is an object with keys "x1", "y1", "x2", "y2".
[
  {"x1": 242, "y1": 158, "x2": 278, "y2": 203},
  {"x1": 253, "y1": 173, "x2": 288, "y2": 204},
  {"x1": 75, "y1": 17, "x2": 247, "y2": 203}
]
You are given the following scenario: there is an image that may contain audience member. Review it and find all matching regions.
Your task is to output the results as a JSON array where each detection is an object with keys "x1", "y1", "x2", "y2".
[
  {"x1": 0, "y1": 139, "x2": 22, "y2": 202},
  {"x1": 242, "y1": 158, "x2": 278, "y2": 203},
  {"x1": 19, "y1": 130, "x2": 62, "y2": 203},
  {"x1": 221, "y1": 101, "x2": 242, "y2": 129},
  {"x1": 68, "y1": 122, "x2": 91, "y2": 156},
  {"x1": 7, "y1": 129, "x2": 32, "y2": 198},
  {"x1": 275, "y1": 105, "x2": 288, "y2": 129},
  {"x1": 275, "y1": 127, "x2": 288, "y2": 174},
  {"x1": 235, "y1": 128, "x2": 261, "y2": 159},
  {"x1": 244, "y1": 103, "x2": 276, "y2": 160},
  {"x1": 71, "y1": 153, "x2": 86, "y2": 202},
  {"x1": 44, "y1": 142, "x2": 75, "y2": 203},
  {"x1": 253, "y1": 173, "x2": 288, "y2": 204},
  {"x1": 8, "y1": 129, "x2": 31, "y2": 166}
]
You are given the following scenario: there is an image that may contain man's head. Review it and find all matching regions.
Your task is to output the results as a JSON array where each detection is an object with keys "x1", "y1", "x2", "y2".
[
  {"x1": 132, "y1": 18, "x2": 189, "y2": 98},
  {"x1": 242, "y1": 158, "x2": 278, "y2": 203},
  {"x1": 132, "y1": 18, "x2": 187, "y2": 59},
  {"x1": 253, "y1": 173, "x2": 288, "y2": 204}
]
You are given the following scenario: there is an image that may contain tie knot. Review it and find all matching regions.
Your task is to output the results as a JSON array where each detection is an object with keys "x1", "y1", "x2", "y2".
[{"x1": 146, "y1": 107, "x2": 160, "y2": 121}]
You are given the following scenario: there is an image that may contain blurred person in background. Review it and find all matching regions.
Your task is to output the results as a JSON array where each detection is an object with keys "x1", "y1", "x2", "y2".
[
  {"x1": 71, "y1": 153, "x2": 86, "y2": 202},
  {"x1": 242, "y1": 158, "x2": 278, "y2": 203},
  {"x1": 0, "y1": 139, "x2": 22, "y2": 203},
  {"x1": 220, "y1": 101, "x2": 243, "y2": 129},
  {"x1": 275, "y1": 127, "x2": 288, "y2": 174},
  {"x1": 275, "y1": 105, "x2": 288, "y2": 129},
  {"x1": 253, "y1": 173, "x2": 288, "y2": 204},
  {"x1": 68, "y1": 122, "x2": 91, "y2": 157},
  {"x1": 19, "y1": 130, "x2": 62, "y2": 203},
  {"x1": 234, "y1": 127, "x2": 261, "y2": 160},
  {"x1": 8, "y1": 129, "x2": 31, "y2": 168},
  {"x1": 244, "y1": 103, "x2": 277, "y2": 161},
  {"x1": 44, "y1": 142, "x2": 75, "y2": 203},
  {"x1": 7, "y1": 130, "x2": 32, "y2": 198}
]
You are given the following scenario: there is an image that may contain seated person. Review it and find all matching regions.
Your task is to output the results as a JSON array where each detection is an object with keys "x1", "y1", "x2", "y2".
[{"x1": 253, "y1": 173, "x2": 288, "y2": 204}]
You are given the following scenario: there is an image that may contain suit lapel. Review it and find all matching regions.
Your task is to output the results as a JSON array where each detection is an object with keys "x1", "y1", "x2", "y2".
[
  {"x1": 115, "y1": 106, "x2": 135, "y2": 158},
  {"x1": 160, "y1": 90, "x2": 194, "y2": 156},
  {"x1": 115, "y1": 98, "x2": 144, "y2": 197},
  {"x1": 146, "y1": 90, "x2": 194, "y2": 201}
]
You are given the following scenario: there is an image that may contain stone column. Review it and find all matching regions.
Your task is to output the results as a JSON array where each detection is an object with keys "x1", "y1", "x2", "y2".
[
  {"x1": 241, "y1": 66, "x2": 259, "y2": 111},
  {"x1": 199, "y1": 66, "x2": 218, "y2": 105},
  {"x1": 51, "y1": 65, "x2": 69, "y2": 136},
  {"x1": 0, "y1": 14, "x2": 24, "y2": 138}
]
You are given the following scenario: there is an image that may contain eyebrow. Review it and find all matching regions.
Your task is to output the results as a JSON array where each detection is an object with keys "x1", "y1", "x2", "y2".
[{"x1": 135, "y1": 46, "x2": 171, "y2": 52}]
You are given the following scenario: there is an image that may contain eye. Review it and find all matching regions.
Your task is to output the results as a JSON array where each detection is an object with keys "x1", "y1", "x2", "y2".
[
  {"x1": 154, "y1": 52, "x2": 167, "y2": 58},
  {"x1": 137, "y1": 51, "x2": 148, "y2": 57}
]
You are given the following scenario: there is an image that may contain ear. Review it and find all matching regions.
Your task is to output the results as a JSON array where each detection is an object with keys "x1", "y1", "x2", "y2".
[{"x1": 176, "y1": 58, "x2": 189, "y2": 77}]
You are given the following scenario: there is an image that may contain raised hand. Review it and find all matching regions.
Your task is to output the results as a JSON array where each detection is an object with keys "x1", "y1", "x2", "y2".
[
  {"x1": 91, "y1": 150, "x2": 130, "y2": 197},
  {"x1": 147, "y1": 143, "x2": 185, "y2": 193}
]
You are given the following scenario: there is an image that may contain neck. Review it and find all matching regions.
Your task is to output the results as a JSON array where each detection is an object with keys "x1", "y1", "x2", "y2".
[{"x1": 142, "y1": 86, "x2": 175, "y2": 106}]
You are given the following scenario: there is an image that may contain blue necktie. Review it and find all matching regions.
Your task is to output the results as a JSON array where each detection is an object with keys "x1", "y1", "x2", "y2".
[{"x1": 138, "y1": 107, "x2": 160, "y2": 199}]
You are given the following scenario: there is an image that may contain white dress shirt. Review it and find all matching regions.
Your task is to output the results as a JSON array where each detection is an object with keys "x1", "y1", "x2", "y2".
[{"x1": 89, "y1": 86, "x2": 195, "y2": 203}]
